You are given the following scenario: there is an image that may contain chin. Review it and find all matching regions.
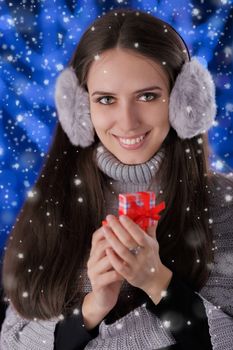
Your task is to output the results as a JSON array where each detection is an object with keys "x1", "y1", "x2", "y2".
[{"x1": 117, "y1": 155, "x2": 150, "y2": 165}]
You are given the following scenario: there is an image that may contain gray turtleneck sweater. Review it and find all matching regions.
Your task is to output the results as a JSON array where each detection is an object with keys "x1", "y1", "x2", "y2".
[{"x1": 1, "y1": 144, "x2": 233, "y2": 350}]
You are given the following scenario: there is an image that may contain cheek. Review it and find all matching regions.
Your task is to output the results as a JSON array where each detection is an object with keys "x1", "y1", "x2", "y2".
[
  {"x1": 147, "y1": 101, "x2": 169, "y2": 126},
  {"x1": 159, "y1": 98, "x2": 169, "y2": 119},
  {"x1": 90, "y1": 108, "x2": 113, "y2": 131}
]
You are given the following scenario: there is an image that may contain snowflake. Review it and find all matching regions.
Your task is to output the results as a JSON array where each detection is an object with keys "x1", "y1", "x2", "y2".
[
  {"x1": 27, "y1": 190, "x2": 36, "y2": 198},
  {"x1": 192, "y1": 8, "x2": 200, "y2": 16},
  {"x1": 161, "y1": 290, "x2": 167, "y2": 298},
  {"x1": 73, "y1": 308, "x2": 80, "y2": 315},
  {"x1": 16, "y1": 114, "x2": 24, "y2": 122},
  {"x1": 97, "y1": 146, "x2": 104, "y2": 153},
  {"x1": 226, "y1": 103, "x2": 233, "y2": 113},
  {"x1": 215, "y1": 160, "x2": 224, "y2": 170},
  {"x1": 94, "y1": 54, "x2": 100, "y2": 61},
  {"x1": 225, "y1": 194, "x2": 232, "y2": 202},
  {"x1": 56, "y1": 64, "x2": 64, "y2": 71},
  {"x1": 12, "y1": 163, "x2": 20, "y2": 169},
  {"x1": 74, "y1": 178, "x2": 82, "y2": 186},
  {"x1": 116, "y1": 323, "x2": 123, "y2": 329},
  {"x1": 163, "y1": 320, "x2": 171, "y2": 328}
]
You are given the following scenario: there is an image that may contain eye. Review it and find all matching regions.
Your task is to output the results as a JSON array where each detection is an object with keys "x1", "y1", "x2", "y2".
[
  {"x1": 96, "y1": 96, "x2": 114, "y2": 105},
  {"x1": 95, "y1": 92, "x2": 160, "y2": 105},
  {"x1": 138, "y1": 92, "x2": 159, "y2": 101}
]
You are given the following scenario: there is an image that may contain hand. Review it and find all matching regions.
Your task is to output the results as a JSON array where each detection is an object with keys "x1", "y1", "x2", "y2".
[
  {"x1": 103, "y1": 215, "x2": 172, "y2": 303},
  {"x1": 86, "y1": 225, "x2": 124, "y2": 313}
]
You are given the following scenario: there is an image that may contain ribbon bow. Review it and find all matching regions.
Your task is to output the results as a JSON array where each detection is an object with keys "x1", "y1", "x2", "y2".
[{"x1": 129, "y1": 200, "x2": 165, "y2": 228}]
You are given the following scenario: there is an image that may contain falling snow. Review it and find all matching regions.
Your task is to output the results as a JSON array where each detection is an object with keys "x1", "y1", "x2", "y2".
[
  {"x1": 74, "y1": 178, "x2": 82, "y2": 186},
  {"x1": 73, "y1": 308, "x2": 80, "y2": 315},
  {"x1": 0, "y1": 6, "x2": 232, "y2": 342}
]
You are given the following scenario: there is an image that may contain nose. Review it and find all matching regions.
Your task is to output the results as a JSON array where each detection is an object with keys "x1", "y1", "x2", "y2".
[{"x1": 118, "y1": 102, "x2": 141, "y2": 132}]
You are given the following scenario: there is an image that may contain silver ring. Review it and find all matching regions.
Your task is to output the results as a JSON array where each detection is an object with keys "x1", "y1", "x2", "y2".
[{"x1": 129, "y1": 245, "x2": 143, "y2": 255}]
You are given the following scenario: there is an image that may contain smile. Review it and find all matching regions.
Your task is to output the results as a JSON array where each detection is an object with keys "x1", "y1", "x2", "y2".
[{"x1": 113, "y1": 132, "x2": 150, "y2": 150}]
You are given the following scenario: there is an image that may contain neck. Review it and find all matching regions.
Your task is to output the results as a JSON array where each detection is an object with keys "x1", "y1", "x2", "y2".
[{"x1": 95, "y1": 142, "x2": 165, "y2": 185}]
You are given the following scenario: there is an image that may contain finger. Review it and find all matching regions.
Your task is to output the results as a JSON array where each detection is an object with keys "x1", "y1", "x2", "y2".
[
  {"x1": 146, "y1": 221, "x2": 158, "y2": 238},
  {"x1": 89, "y1": 239, "x2": 112, "y2": 262},
  {"x1": 106, "y1": 215, "x2": 144, "y2": 249},
  {"x1": 106, "y1": 247, "x2": 130, "y2": 279},
  {"x1": 91, "y1": 227, "x2": 105, "y2": 247},
  {"x1": 94, "y1": 269, "x2": 124, "y2": 288},
  {"x1": 93, "y1": 255, "x2": 114, "y2": 275},
  {"x1": 117, "y1": 215, "x2": 147, "y2": 247},
  {"x1": 103, "y1": 226, "x2": 136, "y2": 265}
]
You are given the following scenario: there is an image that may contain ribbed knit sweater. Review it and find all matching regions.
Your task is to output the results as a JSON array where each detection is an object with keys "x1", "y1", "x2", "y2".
[{"x1": 1, "y1": 143, "x2": 233, "y2": 350}]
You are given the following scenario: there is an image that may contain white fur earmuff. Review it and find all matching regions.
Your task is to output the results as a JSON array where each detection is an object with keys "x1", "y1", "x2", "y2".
[
  {"x1": 169, "y1": 57, "x2": 217, "y2": 139},
  {"x1": 54, "y1": 67, "x2": 94, "y2": 147}
]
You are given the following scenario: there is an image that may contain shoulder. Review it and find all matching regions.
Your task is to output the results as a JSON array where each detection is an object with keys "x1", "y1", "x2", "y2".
[{"x1": 207, "y1": 171, "x2": 233, "y2": 209}]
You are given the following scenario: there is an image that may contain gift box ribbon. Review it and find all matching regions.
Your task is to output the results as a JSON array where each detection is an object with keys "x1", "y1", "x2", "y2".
[{"x1": 128, "y1": 200, "x2": 165, "y2": 227}]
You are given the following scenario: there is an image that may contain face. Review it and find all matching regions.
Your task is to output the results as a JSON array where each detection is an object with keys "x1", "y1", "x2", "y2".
[{"x1": 86, "y1": 48, "x2": 170, "y2": 165}]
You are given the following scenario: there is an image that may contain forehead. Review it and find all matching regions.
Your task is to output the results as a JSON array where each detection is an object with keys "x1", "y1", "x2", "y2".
[{"x1": 86, "y1": 48, "x2": 169, "y2": 92}]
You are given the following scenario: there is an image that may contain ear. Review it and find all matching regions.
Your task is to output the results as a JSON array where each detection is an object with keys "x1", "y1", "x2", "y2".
[{"x1": 146, "y1": 220, "x2": 158, "y2": 239}]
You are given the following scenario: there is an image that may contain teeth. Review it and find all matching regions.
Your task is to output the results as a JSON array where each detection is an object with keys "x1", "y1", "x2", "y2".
[{"x1": 119, "y1": 134, "x2": 145, "y2": 145}]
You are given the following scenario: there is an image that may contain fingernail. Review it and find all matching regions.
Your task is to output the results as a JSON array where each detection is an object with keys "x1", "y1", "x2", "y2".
[
  {"x1": 119, "y1": 215, "x2": 127, "y2": 223},
  {"x1": 106, "y1": 214, "x2": 114, "y2": 222}
]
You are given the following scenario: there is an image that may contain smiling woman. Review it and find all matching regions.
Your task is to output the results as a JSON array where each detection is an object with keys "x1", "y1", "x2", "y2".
[
  {"x1": 86, "y1": 48, "x2": 170, "y2": 164},
  {"x1": 1, "y1": 7, "x2": 233, "y2": 350}
]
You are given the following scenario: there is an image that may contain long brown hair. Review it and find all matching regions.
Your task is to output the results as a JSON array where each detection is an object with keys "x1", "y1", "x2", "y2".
[{"x1": 2, "y1": 8, "x2": 218, "y2": 320}]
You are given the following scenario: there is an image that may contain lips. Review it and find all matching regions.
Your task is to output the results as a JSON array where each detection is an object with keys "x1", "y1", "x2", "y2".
[
  {"x1": 113, "y1": 131, "x2": 150, "y2": 150},
  {"x1": 114, "y1": 132, "x2": 148, "y2": 139}
]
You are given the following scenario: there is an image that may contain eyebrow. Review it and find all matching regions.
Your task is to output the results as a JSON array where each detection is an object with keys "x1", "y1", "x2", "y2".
[{"x1": 91, "y1": 85, "x2": 162, "y2": 97}]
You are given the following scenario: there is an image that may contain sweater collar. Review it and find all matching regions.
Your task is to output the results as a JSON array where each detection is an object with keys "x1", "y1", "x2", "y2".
[{"x1": 95, "y1": 142, "x2": 165, "y2": 185}]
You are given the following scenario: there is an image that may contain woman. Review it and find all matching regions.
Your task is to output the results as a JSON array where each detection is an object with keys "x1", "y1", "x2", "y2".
[{"x1": 1, "y1": 8, "x2": 233, "y2": 350}]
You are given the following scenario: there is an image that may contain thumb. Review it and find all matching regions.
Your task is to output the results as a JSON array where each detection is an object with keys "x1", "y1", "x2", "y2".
[{"x1": 146, "y1": 220, "x2": 158, "y2": 238}]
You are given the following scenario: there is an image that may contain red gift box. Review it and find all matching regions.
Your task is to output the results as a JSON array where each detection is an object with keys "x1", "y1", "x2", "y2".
[{"x1": 102, "y1": 191, "x2": 165, "y2": 231}]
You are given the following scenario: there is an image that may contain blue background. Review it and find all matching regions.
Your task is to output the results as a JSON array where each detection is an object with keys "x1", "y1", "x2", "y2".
[{"x1": 0, "y1": 0, "x2": 233, "y2": 253}]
